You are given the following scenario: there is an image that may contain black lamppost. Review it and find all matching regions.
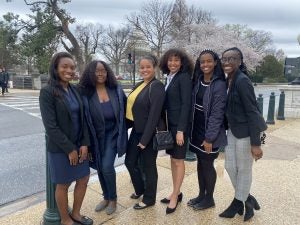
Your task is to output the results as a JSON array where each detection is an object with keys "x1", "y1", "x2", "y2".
[
  {"x1": 128, "y1": 50, "x2": 136, "y2": 86},
  {"x1": 42, "y1": 153, "x2": 60, "y2": 225}
]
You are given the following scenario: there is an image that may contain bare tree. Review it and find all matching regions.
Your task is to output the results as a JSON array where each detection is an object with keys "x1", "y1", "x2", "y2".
[
  {"x1": 75, "y1": 23, "x2": 103, "y2": 64},
  {"x1": 99, "y1": 25, "x2": 131, "y2": 75},
  {"x1": 170, "y1": 0, "x2": 189, "y2": 41},
  {"x1": 170, "y1": 0, "x2": 216, "y2": 45},
  {"x1": 225, "y1": 24, "x2": 273, "y2": 54},
  {"x1": 127, "y1": 0, "x2": 173, "y2": 58},
  {"x1": 193, "y1": 6, "x2": 216, "y2": 25},
  {"x1": 24, "y1": 0, "x2": 85, "y2": 73}
]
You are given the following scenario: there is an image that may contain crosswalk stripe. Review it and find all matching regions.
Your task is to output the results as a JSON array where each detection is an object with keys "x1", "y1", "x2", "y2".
[
  {"x1": 6, "y1": 103, "x2": 39, "y2": 107},
  {"x1": 0, "y1": 96, "x2": 41, "y2": 119}
]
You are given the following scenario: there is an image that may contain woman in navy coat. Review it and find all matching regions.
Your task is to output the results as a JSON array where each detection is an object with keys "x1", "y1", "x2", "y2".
[
  {"x1": 79, "y1": 60, "x2": 127, "y2": 215},
  {"x1": 188, "y1": 49, "x2": 227, "y2": 210}
]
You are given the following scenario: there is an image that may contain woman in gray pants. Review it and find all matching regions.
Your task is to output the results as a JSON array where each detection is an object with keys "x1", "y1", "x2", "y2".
[{"x1": 219, "y1": 47, "x2": 267, "y2": 222}]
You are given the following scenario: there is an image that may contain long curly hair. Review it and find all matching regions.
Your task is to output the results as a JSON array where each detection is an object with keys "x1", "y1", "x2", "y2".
[
  {"x1": 79, "y1": 60, "x2": 117, "y2": 96},
  {"x1": 159, "y1": 48, "x2": 194, "y2": 76},
  {"x1": 48, "y1": 52, "x2": 74, "y2": 97},
  {"x1": 192, "y1": 49, "x2": 225, "y2": 84}
]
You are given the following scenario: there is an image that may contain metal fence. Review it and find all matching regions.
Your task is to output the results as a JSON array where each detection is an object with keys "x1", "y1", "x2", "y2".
[{"x1": 11, "y1": 74, "x2": 49, "y2": 89}]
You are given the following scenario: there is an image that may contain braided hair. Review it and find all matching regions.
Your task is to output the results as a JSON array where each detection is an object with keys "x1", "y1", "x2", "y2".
[
  {"x1": 222, "y1": 47, "x2": 249, "y2": 76},
  {"x1": 192, "y1": 49, "x2": 225, "y2": 84}
]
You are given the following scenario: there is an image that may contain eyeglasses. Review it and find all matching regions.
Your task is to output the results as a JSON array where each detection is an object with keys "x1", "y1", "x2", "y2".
[
  {"x1": 221, "y1": 57, "x2": 239, "y2": 64},
  {"x1": 95, "y1": 69, "x2": 107, "y2": 74}
]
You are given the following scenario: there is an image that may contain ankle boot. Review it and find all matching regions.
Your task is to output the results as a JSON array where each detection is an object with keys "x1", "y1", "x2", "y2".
[
  {"x1": 219, "y1": 198, "x2": 244, "y2": 218},
  {"x1": 244, "y1": 196, "x2": 254, "y2": 221},
  {"x1": 249, "y1": 194, "x2": 260, "y2": 210},
  {"x1": 244, "y1": 195, "x2": 260, "y2": 221}
]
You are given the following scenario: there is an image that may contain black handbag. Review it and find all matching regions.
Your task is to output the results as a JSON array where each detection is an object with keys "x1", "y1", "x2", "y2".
[{"x1": 153, "y1": 112, "x2": 174, "y2": 151}]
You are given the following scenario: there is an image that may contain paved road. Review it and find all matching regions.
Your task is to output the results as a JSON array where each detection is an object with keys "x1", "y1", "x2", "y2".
[
  {"x1": 0, "y1": 95, "x2": 45, "y2": 206},
  {"x1": 0, "y1": 93, "x2": 124, "y2": 207}
]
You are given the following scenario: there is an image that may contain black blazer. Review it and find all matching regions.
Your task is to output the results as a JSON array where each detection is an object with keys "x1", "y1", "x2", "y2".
[
  {"x1": 165, "y1": 71, "x2": 192, "y2": 132},
  {"x1": 39, "y1": 84, "x2": 90, "y2": 154},
  {"x1": 226, "y1": 70, "x2": 267, "y2": 146},
  {"x1": 130, "y1": 78, "x2": 165, "y2": 146}
]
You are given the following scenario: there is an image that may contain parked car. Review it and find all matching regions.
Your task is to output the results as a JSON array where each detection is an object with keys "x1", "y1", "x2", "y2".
[{"x1": 290, "y1": 77, "x2": 300, "y2": 85}]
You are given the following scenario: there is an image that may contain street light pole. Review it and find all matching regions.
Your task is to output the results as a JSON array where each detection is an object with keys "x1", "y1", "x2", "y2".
[
  {"x1": 133, "y1": 48, "x2": 136, "y2": 86},
  {"x1": 42, "y1": 153, "x2": 60, "y2": 225}
]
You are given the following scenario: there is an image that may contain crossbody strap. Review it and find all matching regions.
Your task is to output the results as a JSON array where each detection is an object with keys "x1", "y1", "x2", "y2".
[{"x1": 149, "y1": 80, "x2": 169, "y2": 132}]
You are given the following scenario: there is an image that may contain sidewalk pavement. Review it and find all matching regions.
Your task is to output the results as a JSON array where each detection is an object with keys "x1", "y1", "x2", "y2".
[
  {"x1": 0, "y1": 118, "x2": 299, "y2": 224},
  {"x1": 2, "y1": 88, "x2": 40, "y2": 96}
]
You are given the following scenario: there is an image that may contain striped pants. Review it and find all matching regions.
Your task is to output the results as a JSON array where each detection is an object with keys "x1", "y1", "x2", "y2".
[{"x1": 225, "y1": 129, "x2": 253, "y2": 202}]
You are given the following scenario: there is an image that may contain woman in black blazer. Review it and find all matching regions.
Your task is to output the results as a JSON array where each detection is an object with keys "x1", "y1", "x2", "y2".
[
  {"x1": 39, "y1": 52, "x2": 93, "y2": 225},
  {"x1": 159, "y1": 48, "x2": 193, "y2": 214},
  {"x1": 125, "y1": 55, "x2": 165, "y2": 210},
  {"x1": 219, "y1": 47, "x2": 267, "y2": 222}
]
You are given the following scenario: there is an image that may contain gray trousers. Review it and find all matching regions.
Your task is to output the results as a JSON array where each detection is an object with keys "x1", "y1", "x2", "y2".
[{"x1": 225, "y1": 129, "x2": 253, "y2": 202}]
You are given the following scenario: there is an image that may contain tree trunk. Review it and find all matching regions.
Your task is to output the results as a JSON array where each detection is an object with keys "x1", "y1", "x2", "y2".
[
  {"x1": 115, "y1": 63, "x2": 120, "y2": 76},
  {"x1": 51, "y1": 1, "x2": 85, "y2": 74}
]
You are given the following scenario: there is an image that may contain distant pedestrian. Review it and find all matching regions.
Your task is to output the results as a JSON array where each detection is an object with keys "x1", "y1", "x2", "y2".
[
  {"x1": 219, "y1": 47, "x2": 267, "y2": 222},
  {"x1": 0, "y1": 67, "x2": 5, "y2": 96},
  {"x1": 188, "y1": 49, "x2": 227, "y2": 210},
  {"x1": 159, "y1": 48, "x2": 193, "y2": 214},
  {"x1": 125, "y1": 54, "x2": 165, "y2": 210},
  {"x1": 2, "y1": 67, "x2": 10, "y2": 93},
  {"x1": 39, "y1": 52, "x2": 93, "y2": 225},
  {"x1": 79, "y1": 60, "x2": 128, "y2": 215}
]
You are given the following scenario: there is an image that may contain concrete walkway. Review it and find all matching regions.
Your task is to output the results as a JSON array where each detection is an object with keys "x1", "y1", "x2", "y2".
[{"x1": 0, "y1": 116, "x2": 299, "y2": 224}]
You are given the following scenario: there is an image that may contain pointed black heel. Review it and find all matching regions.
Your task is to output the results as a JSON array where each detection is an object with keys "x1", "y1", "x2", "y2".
[
  {"x1": 165, "y1": 193, "x2": 183, "y2": 214},
  {"x1": 161, "y1": 192, "x2": 183, "y2": 204}
]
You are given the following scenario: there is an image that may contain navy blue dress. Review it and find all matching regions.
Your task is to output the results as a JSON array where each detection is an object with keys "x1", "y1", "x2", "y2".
[
  {"x1": 190, "y1": 79, "x2": 219, "y2": 160},
  {"x1": 48, "y1": 87, "x2": 90, "y2": 184}
]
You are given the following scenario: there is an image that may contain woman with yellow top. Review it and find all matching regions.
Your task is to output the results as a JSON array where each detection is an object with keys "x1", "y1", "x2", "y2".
[{"x1": 125, "y1": 54, "x2": 165, "y2": 210}]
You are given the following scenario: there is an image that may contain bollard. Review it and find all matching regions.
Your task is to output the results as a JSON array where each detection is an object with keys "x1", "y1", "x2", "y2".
[
  {"x1": 266, "y1": 92, "x2": 275, "y2": 124},
  {"x1": 277, "y1": 91, "x2": 285, "y2": 120},
  {"x1": 256, "y1": 94, "x2": 263, "y2": 115},
  {"x1": 42, "y1": 153, "x2": 60, "y2": 225},
  {"x1": 185, "y1": 139, "x2": 196, "y2": 162}
]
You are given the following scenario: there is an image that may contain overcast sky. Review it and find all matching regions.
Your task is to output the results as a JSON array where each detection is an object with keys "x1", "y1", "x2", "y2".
[{"x1": 1, "y1": 0, "x2": 300, "y2": 57}]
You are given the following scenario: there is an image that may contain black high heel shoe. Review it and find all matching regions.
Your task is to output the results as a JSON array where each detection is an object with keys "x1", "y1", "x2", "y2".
[
  {"x1": 166, "y1": 194, "x2": 182, "y2": 214},
  {"x1": 219, "y1": 198, "x2": 244, "y2": 218},
  {"x1": 161, "y1": 193, "x2": 183, "y2": 204}
]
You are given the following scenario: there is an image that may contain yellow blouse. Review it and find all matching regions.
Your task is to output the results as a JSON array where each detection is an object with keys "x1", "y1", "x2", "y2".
[{"x1": 126, "y1": 82, "x2": 147, "y2": 121}]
